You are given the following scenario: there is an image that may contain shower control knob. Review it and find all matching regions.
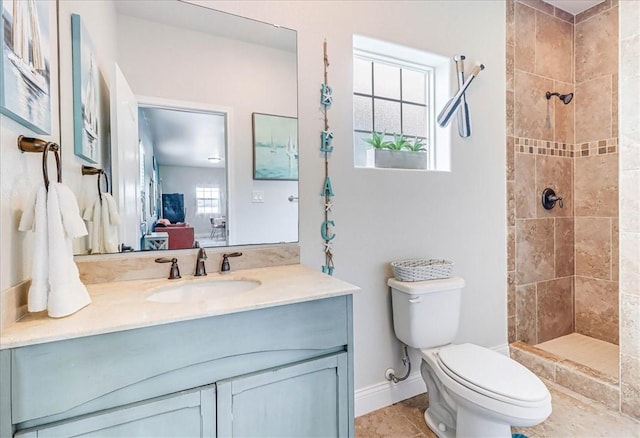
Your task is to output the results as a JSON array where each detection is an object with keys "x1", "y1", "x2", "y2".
[{"x1": 542, "y1": 188, "x2": 563, "y2": 210}]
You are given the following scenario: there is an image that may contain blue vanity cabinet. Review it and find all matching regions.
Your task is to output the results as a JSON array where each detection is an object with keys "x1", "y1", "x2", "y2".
[
  {"x1": 15, "y1": 387, "x2": 216, "y2": 438},
  {"x1": 217, "y1": 353, "x2": 348, "y2": 437},
  {"x1": 1, "y1": 295, "x2": 355, "y2": 438}
]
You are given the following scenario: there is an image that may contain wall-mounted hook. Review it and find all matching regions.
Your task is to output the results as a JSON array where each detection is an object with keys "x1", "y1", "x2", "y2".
[{"x1": 542, "y1": 188, "x2": 563, "y2": 210}]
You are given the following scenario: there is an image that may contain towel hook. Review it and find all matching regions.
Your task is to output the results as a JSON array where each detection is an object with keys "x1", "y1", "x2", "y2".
[
  {"x1": 82, "y1": 165, "x2": 109, "y2": 201},
  {"x1": 18, "y1": 135, "x2": 61, "y2": 191}
]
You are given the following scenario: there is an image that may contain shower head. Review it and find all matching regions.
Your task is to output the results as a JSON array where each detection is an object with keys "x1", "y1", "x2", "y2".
[{"x1": 546, "y1": 91, "x2": 573, "y2": 105}]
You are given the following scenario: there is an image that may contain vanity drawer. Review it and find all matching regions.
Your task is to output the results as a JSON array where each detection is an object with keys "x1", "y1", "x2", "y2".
[{"x1": 10, "y1": 296, "x2": 349, "y2": 425}]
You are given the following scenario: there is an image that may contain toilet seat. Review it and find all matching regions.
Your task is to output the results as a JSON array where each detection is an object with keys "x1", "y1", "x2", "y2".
[{"x1": 436, "y1": 343, "x2": 549, "y2": 408}]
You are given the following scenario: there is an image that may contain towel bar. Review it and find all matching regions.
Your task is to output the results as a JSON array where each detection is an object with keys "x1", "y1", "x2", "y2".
[
  {"x1": 17, "y1": 135, "x2": 61, "y2": 191},
  {"x1": 82, "y1": 165, "x2": 109, "y2": 201}
]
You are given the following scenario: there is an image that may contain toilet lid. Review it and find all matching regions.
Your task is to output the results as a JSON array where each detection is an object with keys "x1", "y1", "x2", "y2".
[{"x1": 437, "y1": 344, "x2": 549, "y2": 405}]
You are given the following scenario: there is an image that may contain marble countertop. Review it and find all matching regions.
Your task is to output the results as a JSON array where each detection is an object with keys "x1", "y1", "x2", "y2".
[{"x1": 0, "y1": 264, "x2": 359, "y2": 349}]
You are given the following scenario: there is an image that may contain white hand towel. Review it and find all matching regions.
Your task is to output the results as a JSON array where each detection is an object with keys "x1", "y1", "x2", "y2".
[
  {"x1": 19, "y1": 187, "x2": 49, "y2": 312},
  {"x1": 47, "y1": 182, "x2": 91, "y2": 318},
  {"x1": 103, "y1": 193, "x2": 120, "y2": 253},
  {"x1": 103, "y1": 193, "x2": 120, "y2": 225}
]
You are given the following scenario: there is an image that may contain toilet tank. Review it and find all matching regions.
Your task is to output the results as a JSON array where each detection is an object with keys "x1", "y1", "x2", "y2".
[{"x1": 388, "y1": 277, "x2": 465, "y2": 349}]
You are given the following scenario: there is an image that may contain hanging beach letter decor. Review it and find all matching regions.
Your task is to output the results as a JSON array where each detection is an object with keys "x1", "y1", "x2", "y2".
[{"x1": 320, "y1": 40, "x2": 335, "y2": 276}]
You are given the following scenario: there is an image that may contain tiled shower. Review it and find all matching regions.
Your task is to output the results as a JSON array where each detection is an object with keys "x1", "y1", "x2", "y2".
[{"x1": 506, "y1": 0, "x2": 639, "y2": 419}]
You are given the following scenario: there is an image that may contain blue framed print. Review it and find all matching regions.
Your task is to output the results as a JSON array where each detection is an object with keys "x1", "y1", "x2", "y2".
[
  {"x1": 0, "y1": 0, "x2": 52, "y2": 134},
  {"x1": 71, "y1": 13, "x2": 101, "y2": 163},
  {"x1": 252, "y1": 113, "x2": 299, "y2": 181}
]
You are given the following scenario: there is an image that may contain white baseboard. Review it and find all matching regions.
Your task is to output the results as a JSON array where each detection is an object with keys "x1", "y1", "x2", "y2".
[
  {"x1": 354, "y1": 343, "x2": 510, "y2": 417},
  {"x1": 354, "y1": 372, "x2": 426, "y2": 417}
]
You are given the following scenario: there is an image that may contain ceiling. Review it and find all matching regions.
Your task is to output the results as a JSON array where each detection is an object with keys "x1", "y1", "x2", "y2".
[
  {"x1": 544, "y1": 0, "x2": 606, "y2": 15},
  {"x1": 139, "y1": 107, "x2": 226, "y2": 169}
]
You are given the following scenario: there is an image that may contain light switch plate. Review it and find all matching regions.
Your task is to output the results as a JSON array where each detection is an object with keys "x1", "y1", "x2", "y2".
[{"x1": 252, "y1": 190, "x2": 264, "y2": 203}]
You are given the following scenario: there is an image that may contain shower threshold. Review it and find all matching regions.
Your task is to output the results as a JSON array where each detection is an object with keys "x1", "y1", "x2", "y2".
[{"x1": 510, "y1": 333, "x2": 620, "y2": 410}]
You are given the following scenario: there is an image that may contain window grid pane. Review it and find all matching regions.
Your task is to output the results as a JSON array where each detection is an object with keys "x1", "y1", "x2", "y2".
[{"x1": 196, "y1": 186, "x2": 220, "y2": 215}]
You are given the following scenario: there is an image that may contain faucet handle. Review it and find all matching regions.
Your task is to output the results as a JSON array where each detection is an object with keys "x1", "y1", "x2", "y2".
[
  {"x1": 221, "y1": 252, "x2": 243, "y2": 272},
  {"x1": 155, "y1": 257, "x2": 182, "y2": 280}
]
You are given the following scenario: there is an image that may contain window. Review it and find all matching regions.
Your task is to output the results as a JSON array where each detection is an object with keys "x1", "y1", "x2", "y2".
[
  {"x1": 353, "y1": 35, "x2": 451, "y2": 170},
  {"x1": 196, "y1": 186, "x2": 220, "y2": 215}
]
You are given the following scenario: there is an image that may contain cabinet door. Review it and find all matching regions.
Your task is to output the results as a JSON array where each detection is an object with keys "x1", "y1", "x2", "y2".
[
  {"x1": 15, "y1": 386, "x2": 215, "y2": 438},
  {"x1": 217, "y1": 353, "x2": 348, "y2": 438}
]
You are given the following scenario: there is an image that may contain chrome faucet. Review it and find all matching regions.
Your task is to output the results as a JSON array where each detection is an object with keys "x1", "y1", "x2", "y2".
[{"x1": 194, "y1": 248, "x2": 207, "y2": 276}]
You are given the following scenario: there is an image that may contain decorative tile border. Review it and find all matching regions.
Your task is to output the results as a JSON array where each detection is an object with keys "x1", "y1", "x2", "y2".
[
  {"x1": 514, "y1": 137, "x2": 618, "y2": 158},
  {"x1": 515, "y1": 137, "x2": 574, "y2": 157}
]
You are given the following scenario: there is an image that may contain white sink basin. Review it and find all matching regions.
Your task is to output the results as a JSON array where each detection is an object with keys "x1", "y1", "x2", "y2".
[{"x1": 147, "y1": 279, "x2": 261, "y2": 304}]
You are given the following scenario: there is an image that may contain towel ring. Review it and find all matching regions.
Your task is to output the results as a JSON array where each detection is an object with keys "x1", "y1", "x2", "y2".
[
  {"x1": 18, "y1": 135, "x2": 61, "y2": 191},
  {"x1": 82, "y1": 165, "x2": 109, "y2": 201}
]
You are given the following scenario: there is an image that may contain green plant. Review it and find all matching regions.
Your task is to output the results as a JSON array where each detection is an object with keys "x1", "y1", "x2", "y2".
[
  {"x1": 364, "y1": 131, "x2": 391, "y2": 149},
  {"x1": 388, "y1": 133, "x2": 411, "y2": 150},
  {"x1": 405, "y1": 137, "x2": 427, "y2": 152}
]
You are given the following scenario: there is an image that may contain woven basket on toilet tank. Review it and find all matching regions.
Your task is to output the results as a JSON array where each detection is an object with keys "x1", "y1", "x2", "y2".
[{"x1": 390, "y1": 259, "x2": 454, "y2": 282}]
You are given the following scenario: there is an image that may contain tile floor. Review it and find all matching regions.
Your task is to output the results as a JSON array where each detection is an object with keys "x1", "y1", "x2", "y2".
[{"x1": 355, "y1": 379, "x2": 640, "y2": 437}]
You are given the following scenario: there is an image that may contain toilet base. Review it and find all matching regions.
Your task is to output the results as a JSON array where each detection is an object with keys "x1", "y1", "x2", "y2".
[
  {"x1": 455, "y1": 404, "x2": 512, "y2": 438},
  {"x1": 424, "y1": 408, "x2": 455, "y2": 438},
  {"x1": 424, "y1": 404, "x2": 513, "y2": 438}
]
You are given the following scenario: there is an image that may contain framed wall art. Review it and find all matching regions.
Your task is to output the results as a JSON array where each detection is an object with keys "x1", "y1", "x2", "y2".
[
  {"x1": 0, "y1": 0, "x2": 53, "y2": 134},
  {"x1": 252, "y1": 112, "x2": 298, "y2": 181},
  {"x1": 71, "y1": 13, "x2": 102, "y2": 163}
]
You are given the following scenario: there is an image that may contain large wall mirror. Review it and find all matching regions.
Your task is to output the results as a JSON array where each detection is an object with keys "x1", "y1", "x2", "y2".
[{"x1": 60, "y1": 0, "x2": 298, "y2": 255}]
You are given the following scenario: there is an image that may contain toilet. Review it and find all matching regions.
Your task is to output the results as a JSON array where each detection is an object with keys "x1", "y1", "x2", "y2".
[{"x1": 389, "y1": 277, "x2": 551, "y2": 438}]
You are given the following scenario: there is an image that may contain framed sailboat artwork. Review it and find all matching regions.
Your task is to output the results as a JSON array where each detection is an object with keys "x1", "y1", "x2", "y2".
[
  {"x1": 252, "y1": 113, "x2": 299, "y2": 181},
  {"x1": 71, "y1": 14, "x2": 102, "y2": 163},
  {"x1": 0, "y1": 0, "x2": 53, "y2": 134}
]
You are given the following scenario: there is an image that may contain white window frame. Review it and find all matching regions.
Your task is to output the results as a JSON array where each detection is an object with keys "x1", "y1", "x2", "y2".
[
  {"x1": 196, "y1": 186, "x2": 221, "y2": 215},
  {"x1": 353, "y1": 35, "x2": 451, "y2": 171}
]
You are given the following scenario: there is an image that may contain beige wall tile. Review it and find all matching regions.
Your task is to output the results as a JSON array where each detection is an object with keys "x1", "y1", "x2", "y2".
[
  {"x1": 516, "y1": 283, "x2": 538, "y2": 343},
  {"x1": 612, "y1": 220, "x2": 619, "y2": 282},
  {"x1": 508, "y1": 315, "x2": 517, "y2": 343},
  {"x1": 554, "y1": 7, "x2": 574, "y2": 24},
  {"x1": 506, "y1": 0, "x2": 516, "y2": 46},
  {"x1": 508, "y1": 271, "x2": 516, "y2": 318},
  {"x1": 507, "y1": 90, "x2": 515, "y2": 136},
  {"x1": 508, "y1": 226, "x2": 516, "y2": 271},
  {"x1": 515, "y1": 70, "x2": 555, "y2": 140},
  {"x1": 553, "y1": 81, "x2": 574, "y2": 144},
  {"x1": 575, "y1": 76, "x2": 613, "y2": 143},
  {"x1": 620, "y1": 36, "x2": 640, "y2": 148},
  {"x1": 620, "y1": 231, "x2": 639, "y2": 296},
  {"x1": 555, "y1": 362, "x2": 620, "y2": 410},
  {"x1": 555, "y1": 218, "x2": 575, "y2": 277},
  {"x1": 620, "y1": 293, "x2": 640, "y2": 357},
  {"x1": 612, "y1": 73, "x2": 618, "y2": 137},
  {"x1": 516, "y1": 219, "x2": 555, "y2": 284},
  {"x1": 506, "y1": 43, "x2": 515, "y2": 91},
  {"x1": 535, "y1": 11, "x2": 573, "y2": 83},
  {"x1": 574, "y1": 153, "x2": 619, "y2": 217},
  {"x1": 575, "y1": 7, "x2": 619, "y2": 83},
  {"x1": 515, "y1": 153, "x2": 536, "y2": 218},
  {"x1": 621, "y1": 353, "x2": 640, "y2": 419},
  {"x1": 507, "y1": 136, "x2": 515, "y2": 181},
  {"x1": 510, "y1": 342, "x2": 557, "y2": 380},
  {"x1": 575, "y1": 217, "x2": 612, "y2": 279},
  {"x1": 536, "y1": 156, "x2": 573, "y2": 218},
  {"x1": 518, "y1": 0, "x2": 555, "y2": 15},
  {"x1": 620, "y1": 0, "x2": 640, "y2": 40},
  {"x1": 620, "y1": 170, "x2": 640, "y2": 232},
  {"x1": 575, "y1": 276, "x2": 619, "y2": 344},
  {"x1": 537, "y1": 277, "x2": 574, "y2": 342},
  {"x1": 507, "y1": 181, "x2": 516, "y2": 226},
  {"x1": 515, "y1": 3, "x2": 536, "y2": 72},
  {"x1": 576, "y1": 0, "x2": 614, "y2": 24}
]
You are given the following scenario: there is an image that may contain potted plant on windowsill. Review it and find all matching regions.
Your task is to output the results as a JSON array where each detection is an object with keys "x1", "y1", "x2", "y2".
[{"x1": 365, "y1": 132, "x2": 428, "y2": 170}]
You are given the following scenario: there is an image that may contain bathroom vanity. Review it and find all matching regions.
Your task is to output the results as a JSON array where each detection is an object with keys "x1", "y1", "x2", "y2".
[{"x1": 0, "y1": 265, "x2": 358, "y2": 437}]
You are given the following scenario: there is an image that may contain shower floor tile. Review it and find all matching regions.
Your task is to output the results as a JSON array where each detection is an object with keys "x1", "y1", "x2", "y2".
[{"x1": 536, "y1": 333, "x2": 619, "y2": 380}]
